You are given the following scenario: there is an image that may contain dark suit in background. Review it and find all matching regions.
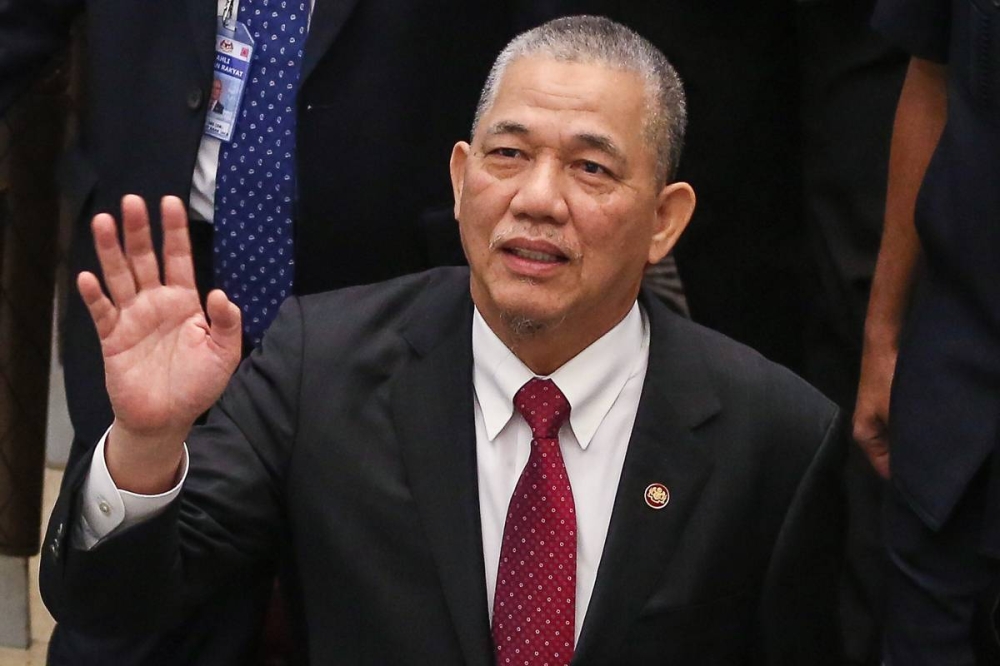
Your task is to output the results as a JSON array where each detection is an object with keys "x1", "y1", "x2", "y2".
[
  {"x1": 796, "y1": 2, "x2": 907, "y2": 662},
  {"x1": 41, "y1": 267, "x2": 847, "y2": 665},
  {"x1": 869, "y1": 0, "x2": 1000, "y2": 661}
]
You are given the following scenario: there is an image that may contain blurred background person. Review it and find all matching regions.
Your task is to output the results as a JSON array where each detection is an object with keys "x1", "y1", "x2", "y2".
[{"x1": 856, "y1": 0, "x2": 1000, "y2": 662}]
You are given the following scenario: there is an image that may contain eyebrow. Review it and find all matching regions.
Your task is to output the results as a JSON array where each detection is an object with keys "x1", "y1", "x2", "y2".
[
  {"x1": 486, "y1": 120, "x2": 530, "y2": 136},
  {"x1": 574, "y1": 132, "x2": 625, "y2": 165}
]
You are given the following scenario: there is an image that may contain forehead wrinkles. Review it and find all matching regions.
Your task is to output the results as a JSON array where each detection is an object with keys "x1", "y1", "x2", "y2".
[
  {"x1": 481, "y1": 99, "x2": 611, "y2": 143},
  {"x1": 482, "y1": 105, "x2": 628, "y2": 151},
  {"x1": 483, "y1": 61, "x2": 627, "y2": 125},
  {"x1": 517, "y1": 81, "x2": 601, "y2": 111}
]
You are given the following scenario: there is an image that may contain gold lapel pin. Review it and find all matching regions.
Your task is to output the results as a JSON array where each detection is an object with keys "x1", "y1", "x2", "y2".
[{"x1": 644, "y1": 483, "x2": 670, "y2": 510}]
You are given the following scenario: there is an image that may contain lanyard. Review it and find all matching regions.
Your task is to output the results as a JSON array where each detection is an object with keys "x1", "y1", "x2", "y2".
[{"x1": 222, "y1": 0, "x2": 239, "y2": 28}]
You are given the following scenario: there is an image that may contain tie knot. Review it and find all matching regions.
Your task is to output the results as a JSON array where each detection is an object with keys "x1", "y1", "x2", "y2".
[{"x1": 514, "y1": 378, "x2": 571, "y2": 440}]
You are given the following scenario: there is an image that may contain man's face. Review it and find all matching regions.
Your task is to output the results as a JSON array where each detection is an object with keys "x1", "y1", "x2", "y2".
[
  {"x1": 450, "y1": 56, "x2": 693, "y2": 361},
  {"x1": 211, "y1": 79, "x2": 222, "y2": 102}
]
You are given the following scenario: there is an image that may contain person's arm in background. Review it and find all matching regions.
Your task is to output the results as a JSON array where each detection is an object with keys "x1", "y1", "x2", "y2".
[
  {"x1": 0, "y1": 0, "x2": 83, "y2": 114},
  {"x1": 853, "y1": 56, "x2": 947, "y2": 479}
]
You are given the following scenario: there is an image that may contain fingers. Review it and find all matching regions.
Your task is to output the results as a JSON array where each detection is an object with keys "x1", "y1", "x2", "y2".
[
  {"x1": 873, "y1": 453, "x2": 891, "y2": 480},
  {"x1": 91, "y1": 194, "x2": 196, "y2": 307},
  {"x1": 121, "y1": 194, "x2": 162, "y2": 290},
  {"x1": 858, "y1": 436, "x2": 891, "y2": 480},
  {"x1": 852, "y1": 406, "x2": 891, "y2": 479},
  {"x1": 77, "y1": 271, "x2": 118, "y2": 340},
  {"x1": 92, "y1": 212, "x2": 138, "y2": 306},
  {"x1": 206, "y1": 289, "x2": 243, "y2": 360},
  {"x1": 161, "y1": 196, "x2": 197, "y2": 289}
]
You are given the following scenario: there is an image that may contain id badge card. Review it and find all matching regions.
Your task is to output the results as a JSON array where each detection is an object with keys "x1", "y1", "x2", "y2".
[{"x1": 204, "y1": 15, "x2": 254, "y2": 142}]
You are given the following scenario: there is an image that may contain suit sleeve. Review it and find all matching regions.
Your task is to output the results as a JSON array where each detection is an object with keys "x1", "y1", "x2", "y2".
[
  {"x1": 0, "y1": 0, "x2": 83, "y2": 114},
  {"x1": 759, "y1": 407, "x2": 848, "y2": 665},
  {"x1": 872, "y1": 0, "x2": 952, "y2": 63},
  {"x1": 39, "y1": 296, "x2": 305, "y2": 635}
]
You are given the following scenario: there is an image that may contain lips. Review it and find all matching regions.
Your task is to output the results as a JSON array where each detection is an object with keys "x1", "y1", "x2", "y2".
[
  {"x1": 500, "y1": 239, "x2": 569, "y2": 263},
  {"x1": 505, "y1": 246, "x2": 565, "y2": 263},
  {"x1": 497, "y1": 238, "x2": 572, "y2": 278}
]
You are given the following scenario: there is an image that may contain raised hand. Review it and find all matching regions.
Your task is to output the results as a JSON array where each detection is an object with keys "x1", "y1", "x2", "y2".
[{"x1": 78, "y1": 195, "x2": 242, "y2": 492}]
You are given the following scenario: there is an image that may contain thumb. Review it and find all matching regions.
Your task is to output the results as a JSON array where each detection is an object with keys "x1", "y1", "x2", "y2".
[
  {"x1": 866, "y1": 440, "x2": 891, "y2": 480},
  {"x1": 206, "y1": 289, "x2": 243, "y2": 360}
]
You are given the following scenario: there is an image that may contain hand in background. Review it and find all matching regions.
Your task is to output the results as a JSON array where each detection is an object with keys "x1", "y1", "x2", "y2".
[
  {"x1": 853, "y1": 342, "x2": 896, "y2": 479},
  {"x1": 851, "y1": 59, "x2": 945, "y2": 481}
]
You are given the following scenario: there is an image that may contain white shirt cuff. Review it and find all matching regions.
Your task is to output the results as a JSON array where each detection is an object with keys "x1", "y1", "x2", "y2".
[{"x1": 73, "y1": 427, "x2": 189, "y2": 550}]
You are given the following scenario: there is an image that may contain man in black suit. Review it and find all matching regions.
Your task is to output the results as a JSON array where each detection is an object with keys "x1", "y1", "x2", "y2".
[{"x1": 40, "y1": 16, "x2": 844, "y2": 664}]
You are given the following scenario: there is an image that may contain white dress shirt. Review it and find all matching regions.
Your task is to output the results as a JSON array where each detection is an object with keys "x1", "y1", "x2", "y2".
[
  {"x1": 473, "y1": 303, "x2": 649, "y2": 640},
  {"x1": 77, "y1": 301, "x2": 650, "y2": 643},
  {"x1": 75, "y1": 435, "x2": 189, "y2": 549}
]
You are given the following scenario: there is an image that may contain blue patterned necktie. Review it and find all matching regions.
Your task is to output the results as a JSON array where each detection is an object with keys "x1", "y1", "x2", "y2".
[{"x1": 213, "y1": 0, "x2": 307, "y2": 346}]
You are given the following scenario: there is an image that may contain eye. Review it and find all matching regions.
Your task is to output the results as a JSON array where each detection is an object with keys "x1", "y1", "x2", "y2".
[
  {"x1": 490, "y1": 147, "x2": 522, "y2": 159},
  {"x1": 577, "y1": 160, "x2": 613, "y2": 178}
]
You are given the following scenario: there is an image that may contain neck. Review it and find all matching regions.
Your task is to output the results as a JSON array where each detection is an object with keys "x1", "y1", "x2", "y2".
[{"x1": 479, "y1": 301, "x2": 637, "y2": 376}]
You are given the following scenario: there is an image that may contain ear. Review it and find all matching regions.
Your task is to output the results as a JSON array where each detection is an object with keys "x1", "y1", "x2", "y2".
[
  {"x1": 648, "y1": 181, "x2": 696, "y2": 265},
  {"x1": 450, "y1": 141, "x2": 471, "y2": 221}
]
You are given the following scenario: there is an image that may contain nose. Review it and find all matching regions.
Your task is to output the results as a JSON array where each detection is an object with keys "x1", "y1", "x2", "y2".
[{"x1": 508, "y1": 157, "x2": 569, "y2": 225}]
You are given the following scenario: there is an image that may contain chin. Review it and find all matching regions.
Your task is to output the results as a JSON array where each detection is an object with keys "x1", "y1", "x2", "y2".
[
  {"x1": 495, "y1": 300, "x2": 569, "y2": 339},
  {"x1": 473, "y1": 270, "x2": 571, "y2": 334},
  {"x1": 497, "y1": 310, "x2": 549, "y2": 338}
]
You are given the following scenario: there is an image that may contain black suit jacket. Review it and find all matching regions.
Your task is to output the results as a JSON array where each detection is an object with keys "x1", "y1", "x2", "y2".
[{"x1": 41, "y1": 267, "x2": 846, "y2": 664}]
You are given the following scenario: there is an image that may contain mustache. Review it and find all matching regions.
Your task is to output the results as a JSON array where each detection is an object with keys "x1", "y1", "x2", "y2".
[{"x1": 488, "y1": 225, "x2": 582, "y2": 261}]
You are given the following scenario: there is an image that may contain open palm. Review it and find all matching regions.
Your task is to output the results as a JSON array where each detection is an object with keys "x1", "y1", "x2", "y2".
[{"x1": 78, "y1": 195, "x2": 243, "y2": 440}]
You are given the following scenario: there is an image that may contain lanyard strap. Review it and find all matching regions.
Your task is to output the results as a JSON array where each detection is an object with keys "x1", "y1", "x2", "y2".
[{"x1": 221, "y1": 0, "x2": 239, "y2": 28}]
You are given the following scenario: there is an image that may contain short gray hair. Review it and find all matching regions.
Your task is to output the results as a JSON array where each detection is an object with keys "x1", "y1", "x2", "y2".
[{"x1": 472, "y1": 15, "x2": 687, "y2": 184}]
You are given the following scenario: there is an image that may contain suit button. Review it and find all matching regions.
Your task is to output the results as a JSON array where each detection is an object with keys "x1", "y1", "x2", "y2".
[{"x1": 187, "y1": 88, "x2": 204, "y2": 110}]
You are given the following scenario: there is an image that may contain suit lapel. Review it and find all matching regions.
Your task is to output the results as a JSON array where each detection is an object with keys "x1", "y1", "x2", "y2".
[
  {"x1": 187, "y1": 0, "x2": 217, "y2": 78},
  {"x1": 301, "y1": 0, "x2": 362, "y2": 82},
  {"x1": 392, "y1": 272, "x2": 493, "y2": 666},
  {"x1": 573, "y1": 293, "x2": 721, "y2": 665}
]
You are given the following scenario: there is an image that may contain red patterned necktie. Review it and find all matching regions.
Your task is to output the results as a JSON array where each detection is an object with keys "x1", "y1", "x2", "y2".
[{"x1": 492, "y1": 378, "x2": 576, "y2": 666}]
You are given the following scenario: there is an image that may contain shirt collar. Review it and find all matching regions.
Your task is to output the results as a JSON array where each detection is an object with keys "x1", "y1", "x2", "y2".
[{"x1": 472, "y1": 302, "x2": 648, "y2": 450}]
